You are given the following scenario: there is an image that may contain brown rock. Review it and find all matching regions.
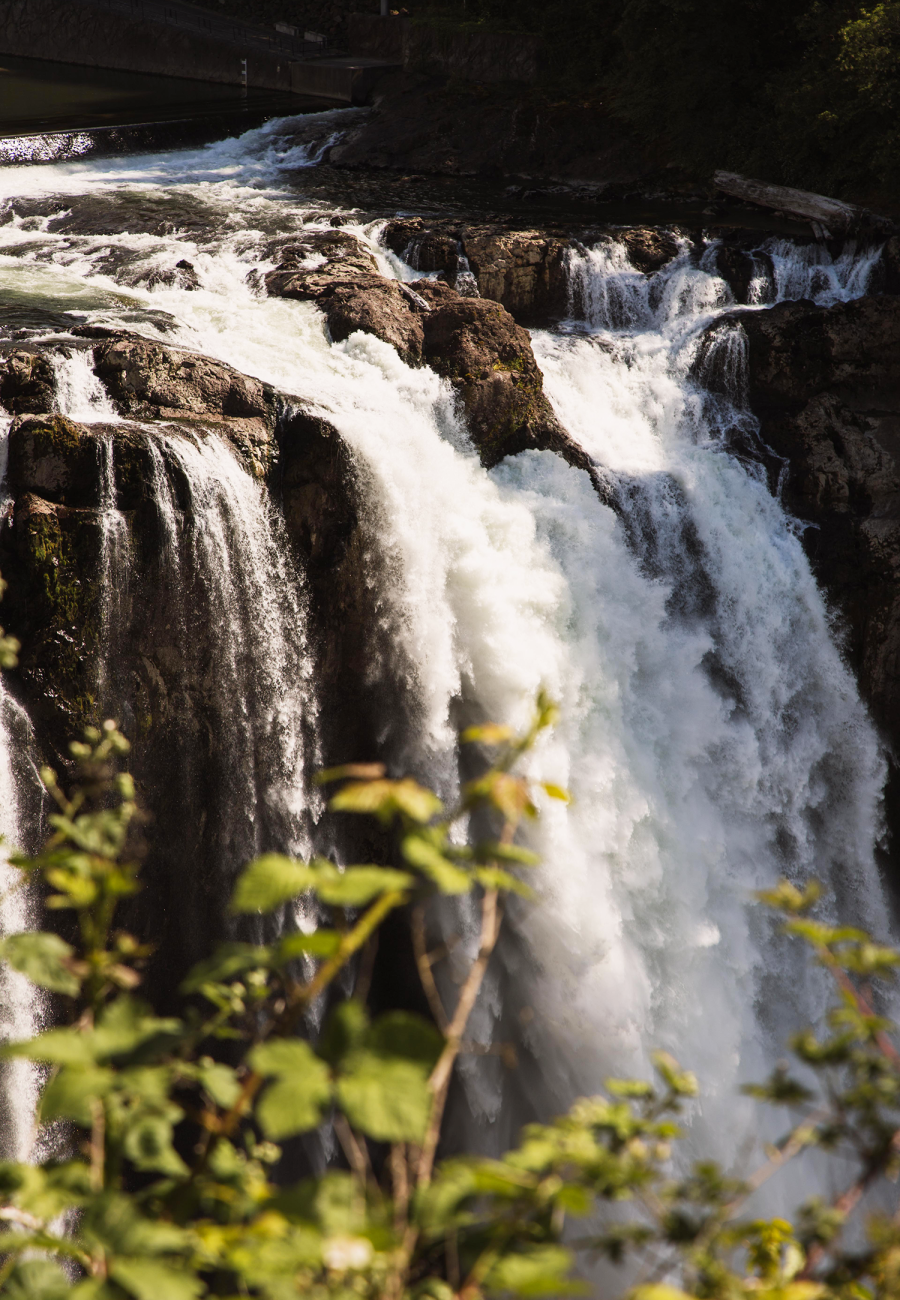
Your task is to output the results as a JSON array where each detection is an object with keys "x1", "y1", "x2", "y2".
[
  {"x1": 617, "y1": 228, "x2": 680, "y2": 274},
  {"x1": 0, "y1": 347, "x2": 57, "y2": 415},
  {"x1": 264, "y1": 229, "x2": 426, "y2": 364},
  {"x1": 74, "y1": 329, "x2": 277, "y2": 478}
]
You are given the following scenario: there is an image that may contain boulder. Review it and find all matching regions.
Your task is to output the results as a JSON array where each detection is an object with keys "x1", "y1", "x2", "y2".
[
  {"x1": 74, "y1": 329, "x2": 278, "y2": 478},
  {"x1": 382, "y1": 218, "x2": 571, "y2": 322},
  {"x1": 0, "y1": 347, "x2": 57, "y2": 415},
  {"x1": 412, "y1": 278, "x2": 587, "y2": 469},
  {"x1": 264, "y1": 230, "x2": 591, "y2": 473},
  {"x1": 264, "y1": 230, "x2": 425, "y2": 364}
]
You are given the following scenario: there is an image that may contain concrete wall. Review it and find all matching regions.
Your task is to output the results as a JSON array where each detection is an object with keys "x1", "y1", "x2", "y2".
[
  {"x1": 348, "y1": 13, "x2": 541, "y2": 83},
  {"x1": 1, "y1": 0, "x2": 293, "y2": 89}
]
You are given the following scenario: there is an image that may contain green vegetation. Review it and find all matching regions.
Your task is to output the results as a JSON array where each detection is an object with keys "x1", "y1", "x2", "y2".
[
  {"x1": 403, "y1": 0, "x2": 900, "y2": 204},
  {"x1": 2, "y1": 696, "x2": 900, "y2": 1295}
]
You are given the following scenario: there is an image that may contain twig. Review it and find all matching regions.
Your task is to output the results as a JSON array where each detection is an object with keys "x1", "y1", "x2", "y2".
[
  {"x1": 334, "y1": 1112, "x2": 371, "y2": 1192},
  {"x1": 354, "y1": 930, "x2": 379, "y2": 1007},
  {"x1": 89, "y1": 1098, "x2": 105, "y2": 1192},
  {"x1": 412, "y1": 903, "x2": 449, "y2": 1034},
  {"x1": 419, "y1": 888, "x2": 502, "y2": 1189},
  {"x1": 390, "y1": 1143, "x2": 410, "y2": 1235}
]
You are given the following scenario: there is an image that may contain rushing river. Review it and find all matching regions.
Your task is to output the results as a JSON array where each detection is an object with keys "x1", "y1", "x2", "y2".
[{"x1": 0, "y1": 114, "x2": 890, "y2": 1192}]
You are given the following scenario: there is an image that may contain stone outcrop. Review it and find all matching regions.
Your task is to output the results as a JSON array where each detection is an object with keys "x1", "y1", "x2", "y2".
[
  {"x1": 0, "y1": 349, "x2": 57, "y2": 415},
  {"x1": 264, "y1": 228, "x2": 592, "y2": 474},
  {"x1": 265, "y1": 230, "x2": 426, "y2": 363},
  {"x1": 381, "y1": 218, "x2": 683, "y2": 321},
  {"x1": 729, "y1": 296, "x2": 900, "y2": 798},
  {"x1": 76, "y1": 330, "x2": 279, "y2": 479},
  {"x1": 325, "y1": 72, "x2": 655, "y2": 187},
  {"x1": 383, "y1": 218, "x2": 571, "y2": 323}
]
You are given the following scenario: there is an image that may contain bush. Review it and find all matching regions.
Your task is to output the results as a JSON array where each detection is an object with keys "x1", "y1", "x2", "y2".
[{"x1": 1, "y1": 704, "x2": 900, "y2": 1296}]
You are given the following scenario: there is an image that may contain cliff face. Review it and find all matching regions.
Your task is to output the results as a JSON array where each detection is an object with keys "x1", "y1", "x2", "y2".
[{"x1": 723, "y1": 294, "x2": 900, "y2": 834}]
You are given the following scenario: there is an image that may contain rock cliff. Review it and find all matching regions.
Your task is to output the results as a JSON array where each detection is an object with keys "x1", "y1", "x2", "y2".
[{"x1": 724, "y1": 294, "x2": 900, "y2": 835}]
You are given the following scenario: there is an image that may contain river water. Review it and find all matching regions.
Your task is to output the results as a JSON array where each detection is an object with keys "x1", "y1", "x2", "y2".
[{"x1": 0, "y1": 114, "x2": 890, "y2": 1193}]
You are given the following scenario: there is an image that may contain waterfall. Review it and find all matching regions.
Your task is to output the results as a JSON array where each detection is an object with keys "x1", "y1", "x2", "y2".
[
  {"x1": 0, "y1": 414, "x2": 43, "y2": 1160},
  {"x1": 0, "y1": 127, "x2": 891, "y2": 1194}
]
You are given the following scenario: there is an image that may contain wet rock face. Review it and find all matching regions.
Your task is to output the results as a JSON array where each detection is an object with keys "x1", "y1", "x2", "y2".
[
  {"x1": 1, "y1": 414, "x2": 166, "y2": 749},
  {"x1": 0, "y1": 349, "x2": 57, "y2": 416},
  {"x1": 264, "y1": 228, "x2": 580, "y2": 470},
  {"x1": 382, "y1": 218, "x2": 571, "y2": 323},
  {"x1": 734, "y1": 296, "x2": 900, "y2": 770},
  {"x1": 264, "y1": 229, "x2": 426, "y2": 364},
  {"x1": 80, "y1": 330, "x2": 279, "y2": 479},
  {"x1": 410, "y1": 278, "x2": 572, "y2": 468}
]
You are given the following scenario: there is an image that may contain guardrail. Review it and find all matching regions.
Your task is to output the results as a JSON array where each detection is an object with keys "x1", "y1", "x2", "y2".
[{"x1": 73, "y1": 0, "x2": 336, "y2": 60}]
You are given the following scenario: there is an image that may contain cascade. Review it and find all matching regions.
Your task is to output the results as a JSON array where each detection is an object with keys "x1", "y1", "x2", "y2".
[{"x1": 0, "y1": 122, "x2": 891, "y2": 1195}]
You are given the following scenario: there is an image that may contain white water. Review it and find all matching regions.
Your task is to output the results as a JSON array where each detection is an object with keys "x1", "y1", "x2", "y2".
[
  {"x1": 0, "y1": 120, "x2": 890, "y2": 1192},
  {"x1": 44, "y1": 346, "x2": 323, "y2": 889}
]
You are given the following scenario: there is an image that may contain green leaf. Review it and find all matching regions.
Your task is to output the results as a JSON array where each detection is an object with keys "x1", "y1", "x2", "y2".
[
  {"x1": 631, "y1": 1288, "x2": 695, "y2": 1300},
  {"x1": 605, "y1": 1078, "x2": 655, "y2": 1100},
  {"x1": 476, "y1": 841, "x2": 541, "y2": 866},
  {"x1": 401, "y1": 835, "x2": 472, "y2": 894},
  {"x1": 313, "y1": 862, "x2": 414, "y2": 907},
  {"x1": 109, "y1": 1260, "x2": 203, "y2": 1300},
  {"x1": 0, "y1": 931, "x2": 80, "y2": 996},
  {"x1": 90, "y1": 999, "x2": 183, "y2": 1063},
  {"x1": 756, "y1": 879, "x2": 821, "y2": 914},
  {"x1": 652, "y1": 1051, "x2": 698, "y2": 1098},
  {"x1": 316, "y1": 1000, "x2": 370, "y2": 1067},
  {"x1": 367, "y1": 1011, "x2": 444, "y2": 1070},
  {"x1": 180, "y1": 942, "x2": 271, "y2": 993},
  {"x1": 486, "y1": 1245, "x2": 582, "y2": 1296},
  {"x1": 330, "y1": 778, "x2": 443, "y2": 824},
  {"x1": 196, "y1": 1060, "x2": 241, "y2": 1109},
  {"x1": 40, "y1": 1066, "x2": 114, "y2": 1126},
  {"x1": 124, "y1": 1115, "x2": 189, "y2": 1177},
  {"x1": 460, "y1": 722, "x2": 514, "y2": 746},
  {"x1": 231, "y1": 854, "x2": 316, "y2": 915},
  {"x1": 3, "y1": 1259, "x2": 71, "y2": 1300},
  {"x1": 473, "y1": 866, "x2": 535, "y2": 898},
  {"x1": 5, "y1": 1026, "x2": 95, "y2": 1066},
  {"x1": 336, "y1": 1052, "x2": 431, "y2": 1142},
  {"x1": 276, "y1": 930, "x2": 342, "y2": 962},
  {"x1": 540, "y1": 782, "x2": 570, "y2": 803},
  {"x1": 249, "y1": 1039, "x2": 332, "y2": 1139}
]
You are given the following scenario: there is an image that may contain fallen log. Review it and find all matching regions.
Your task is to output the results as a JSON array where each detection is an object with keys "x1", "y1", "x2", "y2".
[{"x1": 713, "y1": 170, "x2": 897, "y2": 238}]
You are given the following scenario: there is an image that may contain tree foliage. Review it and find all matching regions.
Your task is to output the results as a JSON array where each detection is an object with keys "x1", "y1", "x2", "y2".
[{"x1": 1, "y1": 706, "x2": 900, "y2": 1296}]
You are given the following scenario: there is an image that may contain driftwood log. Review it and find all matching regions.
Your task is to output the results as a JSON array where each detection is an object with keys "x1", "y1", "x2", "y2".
[{"x1": 713, "y1": 171, "x2": 897, "y2": 238}]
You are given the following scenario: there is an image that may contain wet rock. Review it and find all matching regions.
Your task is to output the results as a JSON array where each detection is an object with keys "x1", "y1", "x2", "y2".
[
  {"x1": 0, "y1": 489, "x2": 106, "y2": 742},
  {"x1": 382, "y1": 218, "x2": 682, "y2": 321},
  {"x1": 0, "y1": 193, "x2": 215, "y2": 239},
  {"x1": 8, "y1": 413, "x2": 109, "y2": 507},
  {"x1": 264, "y1": 229, "x2": 586, "y2": 471},
  {"x1": 382, "y1": 217, "x2": 569, "y2": 321},
  {"x1": 410, "y1": 278, "x2": 582, "y2": 469},
  {"x1": 264, "y1": 230, "x2": 426, "y2": 363},
  {"x1": 617, "y1": 228, "x2": 680, "y2": 274},
  {"x1": 383, "y1": 218, "x2": 461, "y2": 277},
  {"x1": 877, "y1": 235, "x2": 900, "y2": 295},
  {"x1": 711, "y1": 243, "x2": 774, "y2": 304},
  {"x1": 141, "y1": 259, "x2": 202, "y2": 292},
  {"x1": 0, "y1": 347, "x2": 57, "y2": 414},
  {"x1": 76, "y1": 329, "x2": 278, "y2": 478},
  {"x1": 732, "y1": 296, "x2": 900, "y2": 791}
]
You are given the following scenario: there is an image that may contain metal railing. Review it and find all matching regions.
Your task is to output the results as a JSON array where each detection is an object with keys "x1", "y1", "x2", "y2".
[{"x1": 73, "y1": 0, "x2": 337, "y2": 60}]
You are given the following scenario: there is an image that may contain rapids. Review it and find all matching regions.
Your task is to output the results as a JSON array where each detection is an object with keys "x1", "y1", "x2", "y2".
[{"x1": 0, "y1": 115, "x2": 890, "y2": 1196}]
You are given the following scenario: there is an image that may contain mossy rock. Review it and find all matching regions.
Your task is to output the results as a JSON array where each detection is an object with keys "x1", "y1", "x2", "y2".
[{"x1": 4, "y1": 494, "x2": 106, "y2": 738}]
